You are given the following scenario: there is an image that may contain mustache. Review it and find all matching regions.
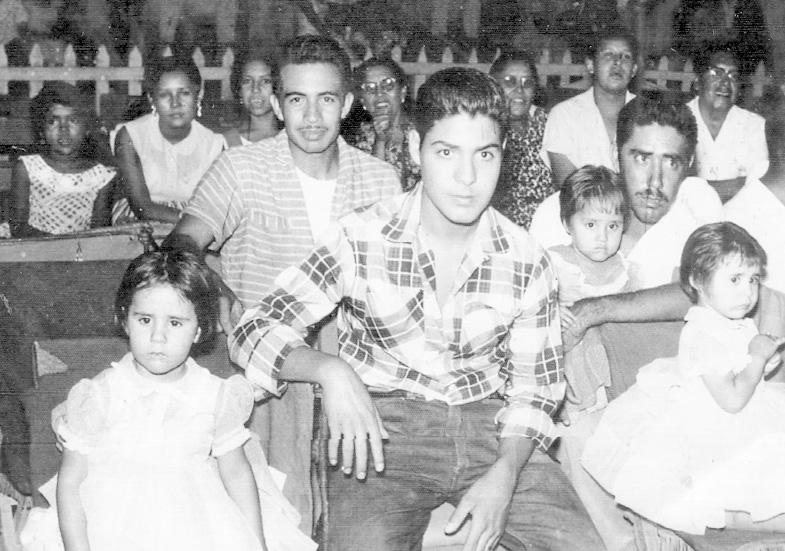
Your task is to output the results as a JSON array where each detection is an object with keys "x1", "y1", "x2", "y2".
[{"x1": 636, "y1": 189, "x2": 669, "y2": 202}]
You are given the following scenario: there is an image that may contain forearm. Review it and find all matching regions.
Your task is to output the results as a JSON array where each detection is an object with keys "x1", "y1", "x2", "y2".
[
  {"x1": 127, "y1": 199, "x2": 181, "y2": 224},
  {"x1": 495, "y1": 436, "x2": 535, "y2": 481},
  {"x1": 575, "y1": 282, "x2": 691, "y2": 328},
  {"x1": 57, "y1": 453, "x2": 90, "y2": 551},
  {"x1": 219, "y1": 450, "x2": 265, "y2": 546}
]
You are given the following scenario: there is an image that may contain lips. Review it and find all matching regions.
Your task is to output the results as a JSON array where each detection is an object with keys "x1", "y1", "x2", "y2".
[{"x1": 300, "y1": 127, "x2": 327, "y2": 139}]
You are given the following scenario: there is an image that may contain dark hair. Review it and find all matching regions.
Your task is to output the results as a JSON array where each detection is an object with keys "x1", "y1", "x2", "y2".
[
  {"x1": 559, "y1": 165, "x2": 629, "y2": 227},
  {"x1": 589, "y1": 25, "x2": 639, "y2": 62},
  {"x1": 679, "y1": 222, "x2": 767, "y2": 303},
  {"x1": 489, "y1": 50, "x2": 539, "y2": 83},
  {"x1": 413, "y1": 67, "x2": 506, "y2": 143},
  {"x1": 30, "y1": 81, "x2": 93, "y2": 141},
  {"x1": 230, "y1": 48, "x2": 277, "y2": 97},
  {"x1": 353, "y1": 57, "x2": 408, "y2": 93},
  {"x1": 115, "y1": 250, "x2": 220, "y2": 353},
  {"x1": 144, "y1": 54, "x2": 203, "y2": 97},
  {"x1": 617, "y1": 96, "x2": 698, "y2": 159},
  {"x1": 273, "y1": 35, "x2": 352, "y2": 97},
  {"x1": 693, "y1": 44, "x2": 739, "y2": 76}
]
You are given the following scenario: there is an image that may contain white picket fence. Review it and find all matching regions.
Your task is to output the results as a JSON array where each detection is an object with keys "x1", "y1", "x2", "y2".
[{"x1": 0, "y1": 42, "x2": 772, "y2": 116}]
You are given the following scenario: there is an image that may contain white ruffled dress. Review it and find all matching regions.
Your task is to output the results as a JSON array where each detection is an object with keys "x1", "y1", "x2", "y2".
[
  {"x1": 582, "y1": 306, "x2": 785, "y2": 534},
  {"x1": 21, "y1": 353, "x2": 315, "y2": 551}
]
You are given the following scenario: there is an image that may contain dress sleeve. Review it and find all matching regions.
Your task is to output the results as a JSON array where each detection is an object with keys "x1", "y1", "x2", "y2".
[
  {"x1": 212, "y1": 375, "x2": 254, "y2": 456},
  {"x1": 51, "y1": 378, "x2": 108, "y2": 454},
  {"x1": 678, "y1": 323, "x2": 750, "y2": 377}
]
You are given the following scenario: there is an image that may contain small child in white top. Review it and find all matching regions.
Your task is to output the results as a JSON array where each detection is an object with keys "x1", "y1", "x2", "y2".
[
  {"x1": 549, "y1": 165, "x2": 630, "y2": 411},
  {"x1": 583, "y1": 222, "x2": 785, "y2": 534}
]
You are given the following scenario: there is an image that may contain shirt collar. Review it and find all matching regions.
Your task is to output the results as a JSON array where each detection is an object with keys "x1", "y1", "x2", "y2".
[{"x1": 380, "y1": 183, "x2": 512, "y2": 255}]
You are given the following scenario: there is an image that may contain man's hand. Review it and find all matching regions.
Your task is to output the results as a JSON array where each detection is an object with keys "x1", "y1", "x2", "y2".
[
  {"x1": 319, "y1": 358, "x2": 388, "y2": 480},
  {"x1": 445, "y1": 460, "x2": 516, "y2": 551},
  {"x1": 216, "y1": 276, "x2": 244, "y2": 334},
  {"x1": 561, "y1": 300, "x2": 593, "y2": 352}
]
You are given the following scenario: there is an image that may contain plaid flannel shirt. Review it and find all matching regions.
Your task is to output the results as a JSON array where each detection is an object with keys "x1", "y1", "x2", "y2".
[{"x1": 229, "y1": 186, "x2": 565, "y2": 450}]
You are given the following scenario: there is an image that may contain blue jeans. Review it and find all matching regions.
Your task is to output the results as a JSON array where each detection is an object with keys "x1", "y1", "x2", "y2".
[{"x1": 324, "y1": 394, "x2": 604, "y2": 551}]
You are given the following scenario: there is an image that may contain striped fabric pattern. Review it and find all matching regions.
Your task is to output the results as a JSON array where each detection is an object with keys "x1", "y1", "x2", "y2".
[
  {"x1": 229, "y1": 187, "x2": 566, "y2": 450},
  {"x1": 184, "y1": 130, "x2": 401, "y2": 307}
]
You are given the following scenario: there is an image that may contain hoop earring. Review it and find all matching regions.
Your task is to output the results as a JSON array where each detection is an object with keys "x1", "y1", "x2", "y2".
[{"x1": 151, "y1": 104, "x2": 157, "y2": 117}]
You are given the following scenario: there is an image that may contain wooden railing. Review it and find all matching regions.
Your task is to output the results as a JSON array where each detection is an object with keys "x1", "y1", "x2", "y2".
[{"x1": 0, "y1": 43, "x2": 772, "y2": 116}]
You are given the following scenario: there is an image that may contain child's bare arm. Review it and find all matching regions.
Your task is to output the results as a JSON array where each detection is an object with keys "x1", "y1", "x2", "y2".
[
  {"x1": 701, "y1": 335, "x2": 785, "y2": 413},
  {"x1": 9, "y1": 159, "x2": 48, "y2": 237},
  {"x1": 56, "y1": 448, "x2": 90, "y2": 551},
  {"x1": 217, "y1": 447, "x2": 267, "y2": 550},
  {"x1": 90, "y1": 175, "x2": 116, "y2": 229}
]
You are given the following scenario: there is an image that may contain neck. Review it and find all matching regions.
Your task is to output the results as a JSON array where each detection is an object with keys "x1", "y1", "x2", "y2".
[
  {"x1": 290, "y1": 141, "x2": 340, "y2": 180},
  {"x1": 159, "y1": 121, "x2": 191, "y2": 144},
  {"x1": 593, "y1": 85, "x2": 628, "y2": 108},
  {"x1": 44, "y1": 151, "x2": 85, "y2": 172},
  {"x1": 697, "y1": 97, "x2": 730, "y2": 125},
  {"x1": 419, "y1": 199, "x2": 480, "y2": 247},
  {"x1": 245, "y1": 111, "x2": 277, "y2": 139}
]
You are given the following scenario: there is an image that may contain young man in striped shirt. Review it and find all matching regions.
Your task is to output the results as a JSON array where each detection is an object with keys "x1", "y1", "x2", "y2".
[
  {"x1": 230, "y1": 68, "x2": 602, "y2": 551},
  {"x1": 162, "y1": 35, "x2": 400, "y2": 531}
]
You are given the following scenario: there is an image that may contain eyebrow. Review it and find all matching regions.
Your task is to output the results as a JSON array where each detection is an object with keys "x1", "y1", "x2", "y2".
[
  {"x1": 283, "y1": 90, "x2": 342, "y2": 98},
  {"x1": 429, "y1": 139, "x2": 502, "y2": 150}
]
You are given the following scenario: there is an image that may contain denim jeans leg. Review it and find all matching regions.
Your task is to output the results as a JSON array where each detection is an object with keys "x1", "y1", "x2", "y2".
[
  {"x1": 324, "y1": 396, "x2": 456, "y2": 551},
  {"x1": 448, "y1": 400, "x2": 605, "y2": 551}
]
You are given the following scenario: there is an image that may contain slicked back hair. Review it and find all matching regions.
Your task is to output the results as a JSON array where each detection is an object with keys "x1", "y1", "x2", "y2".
[
  {"x1": 617, "y1": 96, "x2": 698, "y2": 160},
  {"x1": 273, "y1": 35, "x2": 352, "y2": 97},
  {"x1": 413, "y1": 67, "x2": 507, "y2": 144}
]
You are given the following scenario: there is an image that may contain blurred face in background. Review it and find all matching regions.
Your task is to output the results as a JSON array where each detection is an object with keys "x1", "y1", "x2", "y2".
[
  {"x1": 239, "y1": 60, "x2": 274, "y2": 117},
  {"x1": 588, "y1": 38, "x2": 637, "y2": 94},
  {"x1": 493, "y1": 60, "x2": 536, "y2": 121},
  {"x1": 698, "y1": 51, "x2": 740, "y2": 113},
  {"x1": 359, "y1": 64, "x2": 406, "y2": 125}
]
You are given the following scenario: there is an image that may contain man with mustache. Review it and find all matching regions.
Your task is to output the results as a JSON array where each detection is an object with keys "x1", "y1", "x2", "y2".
[
  {"x1": 532, "y1": 96, "x2": 723, "y2": 291},
  {"x1": 529, "y1": 96, "x2": 723, "y2": 549},
  {"x1": 162, "y1": 35, "x2": 400, "y2": 531}
]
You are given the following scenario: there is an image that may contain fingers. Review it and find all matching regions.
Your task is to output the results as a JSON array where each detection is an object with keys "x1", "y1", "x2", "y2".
[{"x1": 445, "y1": 501, "x2": 471, "y2": 535}]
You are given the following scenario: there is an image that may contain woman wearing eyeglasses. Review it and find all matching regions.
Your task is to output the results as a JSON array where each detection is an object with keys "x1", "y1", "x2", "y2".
[
  {"x1": 346, "y1": 58, "x2": 421, "y2": 192},
  {"x1": 686, "y1": 47, "x2": 767, "y2": 202},
  {"x1": 487, "y1": 50, "x2": 553, "y2": 229}
]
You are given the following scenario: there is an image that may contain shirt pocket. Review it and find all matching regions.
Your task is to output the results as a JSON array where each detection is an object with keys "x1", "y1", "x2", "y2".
[
  {"x1": 363, "y1": 281, "x2": 423, "y2": 345},
  {"x1": 249, "y1": 208, "x2": 289, "y2": 234},
  {"x1": 458, "y1": 295, "x2": 517, "y2": 356}
]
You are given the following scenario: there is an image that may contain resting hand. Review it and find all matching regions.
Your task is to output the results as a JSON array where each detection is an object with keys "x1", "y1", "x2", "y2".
[
  {"x1": 749, "y1": 334, "x2": 785, "y2": 363},
  {"x1": 218, "y1": 283, "x2": 244, "y2": 334},
  {"x1": 560, "y1": 305, "x2": 576, "y2": 332},
  {"x1": 560, "y1": 299, "x2": 596, "y2": 352},
  {"x1": 372, "y1": 114, "x2": 392, "y2": 138},
  {"x1": 445, "y1": 461, "x2": 515, "y2": 551},
  {"x1": 319, "y1": 358, "x2": 388, "y2": 480}
]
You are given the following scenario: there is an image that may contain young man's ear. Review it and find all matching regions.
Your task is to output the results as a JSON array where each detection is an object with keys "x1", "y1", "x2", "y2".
[
  {"x1": 193, "y1": 326, "x2": 202, "y2": 344},
  {"x1": 270, "y1": 94, "x2": 285, "y2": 123},
  {"x1": 341, "y1": 92, "x2": 355, "y2": 119}
]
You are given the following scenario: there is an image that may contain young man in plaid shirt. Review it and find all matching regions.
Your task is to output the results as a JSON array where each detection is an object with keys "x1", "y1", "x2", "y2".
[{"x1": 229, "y1": 68, "x2": 602, "y2": 550}]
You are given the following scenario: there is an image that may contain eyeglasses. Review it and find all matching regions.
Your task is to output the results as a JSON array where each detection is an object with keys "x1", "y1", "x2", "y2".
[
  {"x1": 598, "y1": 51, "x2": 635, "y2": 64},
  {"x1": 706, "y1": 66, "x2": 740, "y2": 83},
  {"x1": 359, "y1": 77, "x2": 398, "y2": 94},
  {"x1": 498, "y1": 75, "x2": 536, "y2": 90}
]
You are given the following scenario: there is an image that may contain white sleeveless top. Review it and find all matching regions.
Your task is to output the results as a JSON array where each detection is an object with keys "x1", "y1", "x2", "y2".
[{"x1": 111, "y1": 113, "x2": 226, "y2": 204}]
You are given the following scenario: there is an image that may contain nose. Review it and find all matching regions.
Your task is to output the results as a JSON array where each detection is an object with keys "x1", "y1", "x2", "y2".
[
  {"x1": 647, "y1": 158, "x2": 664, "y2": 192},
  {"x1": 151, "y1": 321, "x2": 167, "y2": 343},
  {"x1": 304, "y1": 99, "x2": 320, "y2": 123},
  {"x1": 454, "y1": 154, "x2": 476, "y2": 187}
]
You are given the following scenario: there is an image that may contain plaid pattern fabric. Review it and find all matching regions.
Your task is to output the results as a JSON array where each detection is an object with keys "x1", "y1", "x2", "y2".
[
  {"x1": 185, "y1": 130, "x2": 400, "y2": 307},
  {"x1": 230, "y1": 187, "x2": 565, "y2": 450}
]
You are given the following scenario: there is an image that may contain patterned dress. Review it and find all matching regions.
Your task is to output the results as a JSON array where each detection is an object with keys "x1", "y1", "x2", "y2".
[
  {"x1": 491, "y1": 106, "x2": 553, "y2": 229},
  {"x1": 345, "y1": 119, "x2": 421, "y2": 192},
  {"x1": 21, "y1": 154, "x2": 116, "y2": 235}
]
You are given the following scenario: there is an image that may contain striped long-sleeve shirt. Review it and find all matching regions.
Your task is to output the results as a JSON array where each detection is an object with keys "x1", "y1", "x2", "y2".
[
  {"x1": 229, "y1": 186, "x2": 566, "y2": 450},
  {"x1": 185, "y1": 130, "x2": 401, "y2": 307}
]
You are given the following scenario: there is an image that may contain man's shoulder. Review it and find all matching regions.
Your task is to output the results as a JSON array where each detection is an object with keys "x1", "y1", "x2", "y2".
[
  {"x1": 548, "y1": 88, "x2": 592, "y2": 115},
  {"x1": 339, "y1": 191, "x2": 407, "y2": 229},
  {"x1": 529, "y1": 191, "x2": 570, "y2": 249},
  {"x1": 340, "y1": 139, "x2": 399, "y2": 176},
  {"x1": 730, "y1": 104, "x2": 766, "y2": 127},
  {"x1": 676, "y1": 176, "x2": 722, "y2": 216}
]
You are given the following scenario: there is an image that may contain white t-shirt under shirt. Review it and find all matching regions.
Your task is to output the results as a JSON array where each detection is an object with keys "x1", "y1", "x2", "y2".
[{"x1": 295, "y1": 167, "x2": 337, "y2": 241}]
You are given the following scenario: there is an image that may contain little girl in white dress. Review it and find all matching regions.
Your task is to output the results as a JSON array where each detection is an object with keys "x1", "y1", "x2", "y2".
[
  {"x1": 582, "y1": 221, "x2": 785, "y2": 535},
  {"x1": 20, "y1": 250, "x2": 316, "y2": 551}
]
